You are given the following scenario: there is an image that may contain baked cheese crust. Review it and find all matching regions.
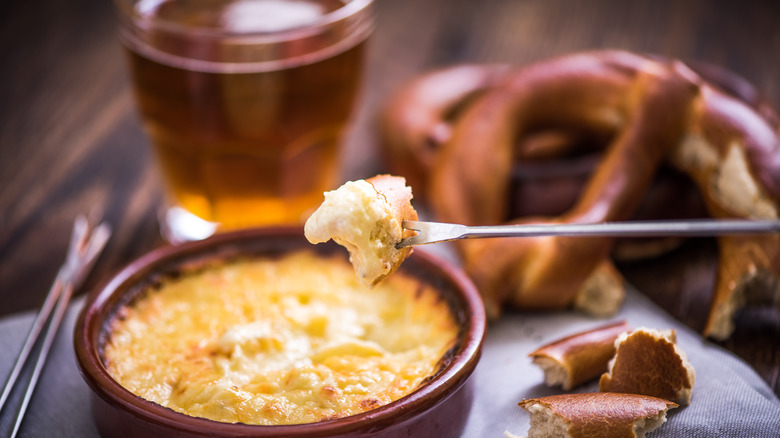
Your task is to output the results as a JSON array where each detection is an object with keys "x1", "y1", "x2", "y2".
[{"x1": 103, "y1": 251, "x2": 457, "y2": 425}]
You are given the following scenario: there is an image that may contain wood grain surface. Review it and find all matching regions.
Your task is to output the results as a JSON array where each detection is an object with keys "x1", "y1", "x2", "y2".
[{"x1": 1, "y1": 0, "x2": 778, "y2": 396}]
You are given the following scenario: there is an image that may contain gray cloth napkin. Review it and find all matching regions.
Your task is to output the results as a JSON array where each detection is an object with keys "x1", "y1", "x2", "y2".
[
  {"x1": 0, "y1": 298, "x2": 99, "y2": 437},
  {"x1": 1, "y1": 286, "x2": 778, "y2": 437}
]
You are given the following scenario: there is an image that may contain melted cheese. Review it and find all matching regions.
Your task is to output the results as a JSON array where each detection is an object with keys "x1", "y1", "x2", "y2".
[
  {"x1": 103, "y1": 251, "x2": 458, "y2": 425},
  {"x1": 304, "y1": 180, "x2": 405, "y2": 286}
]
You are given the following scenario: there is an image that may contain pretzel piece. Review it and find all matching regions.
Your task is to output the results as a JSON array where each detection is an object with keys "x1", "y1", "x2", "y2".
[
  {"x1": 381, "y1": 50, "x2": 780, "y2": 338},
  {"x1": 529, "y1": 321, "x2": 631, "y2": 390},
  {"x1": 304, "y1": 175, "x2": 418, "y2": 286},
  {"x1": 599, "y1": 328, "x2": 695, "y2": 405},
  {"x1": 518, "y1": 392, "x2": 677, "y2": 438}
]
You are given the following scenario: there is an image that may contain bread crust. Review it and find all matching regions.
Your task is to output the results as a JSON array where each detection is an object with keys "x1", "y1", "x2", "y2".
[
  {"x1": 365, "y1": 174, "x2": 419, "y2": 283},
  {"x1": 366, "y1": 174, "x2": 419, "y2": 238},
  {"x1": 599, "y1": 328, "x2": 695, "y2": 405}
]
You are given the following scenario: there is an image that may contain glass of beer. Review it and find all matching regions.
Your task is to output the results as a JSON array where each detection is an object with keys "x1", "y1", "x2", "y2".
[{"x1": 113, "y1": 0, "x2": 374, "y2": 243}]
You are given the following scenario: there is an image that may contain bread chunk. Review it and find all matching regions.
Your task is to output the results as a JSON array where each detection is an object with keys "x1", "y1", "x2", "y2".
[
  {"x1": 305, "y1": 175, "x2": 418, "y2": 286},
  {"x1": 599, "y1": 328, "x2": 695, "y2": 405},
  {"x1": 529, "y1": 321, "x2": 631, "y2": 390},
  {"x1": 518, "y1": 392, "x2": 677, "y2": 438}
]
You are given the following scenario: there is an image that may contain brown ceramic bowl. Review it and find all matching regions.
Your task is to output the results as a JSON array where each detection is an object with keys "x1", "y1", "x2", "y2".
[{"x1": 74, "y1": 227, "x2": 485, "y2": 437}]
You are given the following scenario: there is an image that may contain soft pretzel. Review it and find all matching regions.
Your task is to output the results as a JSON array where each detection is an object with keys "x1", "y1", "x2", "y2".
[
  {"x1": 304, "y1": 175, "x2": 418, "y2": 286},
  {"x1": 381, "y1": 66, "x2": 708, "y2": 258},
  {"x1": 438, "y1": 55, "x2": 701, "y2": 316},
  {"x1": 380, "y1": 51, "x2": 780, "y2": 338}
]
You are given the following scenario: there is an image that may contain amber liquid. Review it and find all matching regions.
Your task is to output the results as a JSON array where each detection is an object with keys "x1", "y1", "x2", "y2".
[{"x1": 124, "y1": 0, "x2": 367, "y2": 230}]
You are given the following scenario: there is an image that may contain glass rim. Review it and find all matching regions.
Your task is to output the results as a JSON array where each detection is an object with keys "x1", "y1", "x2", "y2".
[{"x1": 114, "y1": 0, "x2": 374, "y2": 40}]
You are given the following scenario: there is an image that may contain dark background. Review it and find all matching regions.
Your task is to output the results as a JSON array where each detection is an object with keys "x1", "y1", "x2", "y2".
[{"x1": 1, "y1": 0, "x2": 779, "y2": 395}]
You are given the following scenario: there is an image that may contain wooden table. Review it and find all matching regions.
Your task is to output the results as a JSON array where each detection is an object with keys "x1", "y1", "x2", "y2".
[{"x1": 2, "y1": 0, "x2": 778, "y2": 397}]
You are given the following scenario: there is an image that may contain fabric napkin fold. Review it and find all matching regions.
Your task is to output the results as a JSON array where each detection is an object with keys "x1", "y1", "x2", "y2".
[{"x1": 0, "y1": 284, "x2": 778, "y2": 437}]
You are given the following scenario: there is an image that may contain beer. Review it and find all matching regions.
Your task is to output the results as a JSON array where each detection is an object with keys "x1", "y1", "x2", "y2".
[{"x1": 118, "y1": 0, "x2": 372, "y2": 237}]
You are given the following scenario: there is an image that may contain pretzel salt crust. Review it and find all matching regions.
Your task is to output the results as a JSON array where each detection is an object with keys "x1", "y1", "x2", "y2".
[{"x1": 381, "y1": 51, "x2": 780, "y2": 338}]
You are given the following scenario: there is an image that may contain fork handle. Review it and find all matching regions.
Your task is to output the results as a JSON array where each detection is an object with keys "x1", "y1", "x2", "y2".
[{"x1": 461, "y1": 219, "x2": 780, "y2": 239}]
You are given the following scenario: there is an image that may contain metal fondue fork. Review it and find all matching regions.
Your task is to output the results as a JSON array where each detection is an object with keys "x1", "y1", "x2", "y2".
[
  {"x1": 0, "y1": 213, "x2": 110, "y2": 438},
  {"x1": 396, "y1": 219, "x2": 780, "y2": 248}
]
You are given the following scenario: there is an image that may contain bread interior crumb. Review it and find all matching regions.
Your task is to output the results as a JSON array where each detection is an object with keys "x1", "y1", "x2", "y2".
[
  {"x1": 633, "y1": 410, "x2": 669, "y2": 438},
  {"x1": 526, "y1": 403, "x2": 571, "y2": 438},
  {"x1": 531, "y1": 357, "x2": 568, "y2": 389}
]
